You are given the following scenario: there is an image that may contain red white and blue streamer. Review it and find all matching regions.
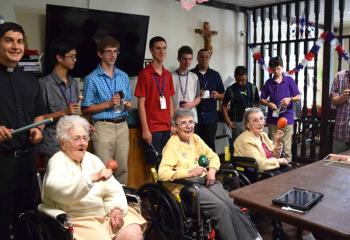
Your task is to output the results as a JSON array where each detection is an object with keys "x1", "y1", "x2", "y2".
[{"x1": 248, "y1": 31, "x2": 350, "y2": 75}]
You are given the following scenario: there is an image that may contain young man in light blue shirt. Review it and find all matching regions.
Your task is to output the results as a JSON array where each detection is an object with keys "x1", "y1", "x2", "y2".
[{"x1": 82, "y1": 36, "x2": 132, "y2": 184}]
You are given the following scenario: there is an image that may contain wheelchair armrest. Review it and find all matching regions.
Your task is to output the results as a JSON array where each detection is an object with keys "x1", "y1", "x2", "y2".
[
  {"x1": 173, "y1": 177, "x2": 206, "y2": 186},
  {"x1": 55, "y1": 213, "x2": 72, "y2": 229},
  {"x1": 233, "y1": 156, "x2": 257, "y2": 163},
  {"x1": 232, "y1": 156, "x2": 259, "y2": 168},
  {"x1": 217, "y1": 163, "x2": 239, "y2": 176},
  {"x1": 123, "y1": 186, "x2": 141, "y2": 204}
]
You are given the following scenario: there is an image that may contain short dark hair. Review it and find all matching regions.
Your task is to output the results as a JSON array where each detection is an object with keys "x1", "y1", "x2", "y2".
[
  {"x1": 149, "y1": 36, "x2": 166, "y2": 49},
  {"x1": 269, "y1": 56, "x2": 284, "y2": 68},
  {"x1": 197, "y1": 48, "x2": 210, "y2": 57},
  {"x1": 234, "y1": 66, "x2": 247, "y2": 76},
  {"x1": 49, "y1": 37, "x2": 76, "y2": 66},
  {"x1": 178, "y1": 45, "x2": 193, "y2": 59},
  {"x1": 96, "y1": 35, "x2": 120, "y2": 52},
  {"x1": 0, "y1": 22, "x2": 25, "y2": 39}
]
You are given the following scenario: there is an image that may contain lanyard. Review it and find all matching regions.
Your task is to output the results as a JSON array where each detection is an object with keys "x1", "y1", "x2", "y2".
[
  {"x1": 239, "y1": 85, "x2": 251, "y2": 108},
  {"x1": 200, "y1": 73, "x2": 208, "y2": 90},
  {"x1": 177, "y1": 71, "x2": 188, "y2": 100},
  {"x1": 58, "y1": 84, "x2": 72, "y2": 107},
  {"x1": 153, "y1": 74, "x2": 166, "y2": 97}
]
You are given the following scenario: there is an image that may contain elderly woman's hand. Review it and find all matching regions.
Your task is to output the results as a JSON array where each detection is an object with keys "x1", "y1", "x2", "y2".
[
  {"x1": 278, "y1": 158, "x2": 289, "y2": 165},
  {"x1": 91, "y1": 168, "x2": 113, "y2": 183},
  {"x1": 206, "y1": 168, "x2": 216, "y2": 187},
  {"x1": 188, "y1": 166, "x2": 206, "y2": 178},
  {"x1": 110, "y1": 208, "x2": 124, "y2": 230},
  {"x1": 274, "y1": 129, "x2": 284, "y2": 143}
]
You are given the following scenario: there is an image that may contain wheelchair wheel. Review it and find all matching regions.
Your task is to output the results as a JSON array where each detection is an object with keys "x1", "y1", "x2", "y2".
[{"x1": 138, "y1": 183, "x2": 185, "y2": 240}]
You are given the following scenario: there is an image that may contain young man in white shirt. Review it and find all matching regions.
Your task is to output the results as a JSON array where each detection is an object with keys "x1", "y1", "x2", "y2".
[{"x1": 172, "y1": 46, "x2": 201, "y2": 123}]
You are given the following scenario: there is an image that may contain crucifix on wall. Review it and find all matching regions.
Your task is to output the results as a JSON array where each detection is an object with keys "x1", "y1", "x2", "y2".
[{"x1": 195, "y1": 21, "x2": 218, "y2": 55}]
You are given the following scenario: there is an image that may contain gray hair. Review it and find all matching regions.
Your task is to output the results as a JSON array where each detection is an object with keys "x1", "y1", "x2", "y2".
[
  {"x1": 172, "y1": 109, "x2": 194, "y2": 126},
  {"x1": 56, "y1": 115, "x2": 90, "y2": 142},
  {"x1": 243, "y1": 107, "x2": 264, "y2": 130}
]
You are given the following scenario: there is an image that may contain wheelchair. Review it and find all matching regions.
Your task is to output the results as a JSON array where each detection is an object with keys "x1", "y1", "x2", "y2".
[
  {"x1": 137, "y1": 162, "x2": 242, "y2": 240},
  {"x1": 231, "y1": 156, "x2": 276, "y2": 185},
  {"x1": 231, "y1": 156, "x2": 295, "y2": 240},
  {"x1": 18, "y1": 172, "x2": 143, "y2": 240}
]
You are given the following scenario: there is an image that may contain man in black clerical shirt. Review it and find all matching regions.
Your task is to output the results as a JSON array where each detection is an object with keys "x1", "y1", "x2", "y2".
[{"x1": 0, "y1": 22, "x2": 46, "y2": 240}]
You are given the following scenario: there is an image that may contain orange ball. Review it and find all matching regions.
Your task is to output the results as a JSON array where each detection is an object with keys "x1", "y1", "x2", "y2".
[
  {"x1": 106, "y1": 160, "x2": 118, "y2": 172},
  {"x1": 277, "y1": 117, "x2": 288, "y2": 129}
]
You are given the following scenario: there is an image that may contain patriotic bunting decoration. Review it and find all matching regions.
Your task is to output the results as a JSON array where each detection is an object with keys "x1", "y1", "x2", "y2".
[{"x1": 249, "y1": 31, "x2": 350, "y2": 75}]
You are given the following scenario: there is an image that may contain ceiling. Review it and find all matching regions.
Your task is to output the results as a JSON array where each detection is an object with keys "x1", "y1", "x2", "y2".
[{"x1": 214, "y1": 0, "x2": 290, "y2": 8}]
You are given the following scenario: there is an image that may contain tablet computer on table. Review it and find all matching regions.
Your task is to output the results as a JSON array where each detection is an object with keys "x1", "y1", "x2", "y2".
[{"x1": 272, "y1": 188, "x2": 324, "y2": 212}]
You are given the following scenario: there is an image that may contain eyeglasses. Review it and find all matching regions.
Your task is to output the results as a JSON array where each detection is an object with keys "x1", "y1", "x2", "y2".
[
  {"x1": 103, "y1": 49, "x2": 120, "y2": 55},
  {"x1": 176, "y1": 120, "x2": 195, "y2": 128},
  {"x1": 70, "y1": 135, "x2": 90, "y2": 143},
  {"x1": 64, "y1": 55, "x2": 77, "y2": 61}
]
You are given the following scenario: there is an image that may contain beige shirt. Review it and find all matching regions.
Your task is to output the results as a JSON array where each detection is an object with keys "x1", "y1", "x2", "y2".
[
  {"x1": 234, "y1": 130, "x2": 282, "y2": 171},
  {"x1": 39, "y1": 151, "x2": 128, "y2": 219}
]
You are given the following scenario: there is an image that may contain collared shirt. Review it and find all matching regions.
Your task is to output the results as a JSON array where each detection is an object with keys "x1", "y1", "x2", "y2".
[
  {"x1": 82, "y1": 65, "x2": 132, "y2": 121},
  {"x1": 37, "y1": 72, "x2": 79, "y2": 157},
  {"x1": 172, "y1": 71, "x2": 200, "y2": 123},
  {"x1": 330, "y1": 70, "x2": 350, "y2": 142},
  {"x1": 191, "y1": 66, "x2": 224, "y2": 124},
  {"x1": 223, "y1": 82, "x2": 260, "y2": 122},
  {"x1": 260, "y1": 74, "x2": 300, "y2": 125},
  {"x1": 0, "y1": 64, "x2": 46, "y2": 152},
  {"x1": 134, "y1": 64, "x2": 175, "y2": 132}
]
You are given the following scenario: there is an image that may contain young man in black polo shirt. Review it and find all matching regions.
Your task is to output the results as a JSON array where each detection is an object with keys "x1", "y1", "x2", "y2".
[
  {"x1": 222, "y1": 66, "x2": 259, "y2": 157},
  {"x1": 0, "y1": 22, "x2": 46, "y2": 240}
]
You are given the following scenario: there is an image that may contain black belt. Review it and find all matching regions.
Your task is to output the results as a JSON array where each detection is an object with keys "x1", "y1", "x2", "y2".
[
  {"x1": 96, "y1": 117, "x2": 126, "y2": 124},
  {"x1": 0, "y1": 148, "x2": 33, "y2": 158}
]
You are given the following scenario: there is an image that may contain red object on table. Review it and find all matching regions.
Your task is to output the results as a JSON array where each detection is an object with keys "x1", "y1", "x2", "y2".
[
  {"x1": 277, "y1": 117, "x2": 288, "y2": 129},
  {"x1": 106, "y1": 160, "x2": 118, "y2": 172}
]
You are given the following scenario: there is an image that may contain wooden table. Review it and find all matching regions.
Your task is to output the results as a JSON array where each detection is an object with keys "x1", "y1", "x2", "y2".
[{"x1": 231, "y1": 156, "x2": 350, "y2": 240}]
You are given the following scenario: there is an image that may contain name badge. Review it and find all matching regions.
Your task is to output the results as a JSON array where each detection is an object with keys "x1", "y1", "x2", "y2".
[
  {"x1": 272, "y1": 110, "x2": 279, "y2": 118},
  {"x1": 202, "y1": 90, "x2": 210, "y2": 99},
  {"x1": 160, "y1": 96, "x2": 167, "y2": 109}
]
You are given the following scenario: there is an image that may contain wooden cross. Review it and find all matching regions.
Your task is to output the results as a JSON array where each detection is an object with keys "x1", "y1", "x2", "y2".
[{"x1": 195, "y1": 21, "x2": 218, "y2": 55}]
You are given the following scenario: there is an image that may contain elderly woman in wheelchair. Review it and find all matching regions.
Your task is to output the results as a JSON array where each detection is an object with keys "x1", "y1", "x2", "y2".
[
  {"x1": 158, "y1": 109, "x2": 261, "y2": 240},
  {"x1": 234, "y1": 107, "x2": 291, "y2": 176},
  {"x1": 38, "y1": 115, "x2": 146, "y2": 240}
]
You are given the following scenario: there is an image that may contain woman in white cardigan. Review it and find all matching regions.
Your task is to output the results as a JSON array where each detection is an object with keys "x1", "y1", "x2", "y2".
[
  {"x1": 38, "y1": 115, "x2": 145, "y2": 240},
  {"x1": 234, "y1": 107, "x2": 291, "y2": 174}
]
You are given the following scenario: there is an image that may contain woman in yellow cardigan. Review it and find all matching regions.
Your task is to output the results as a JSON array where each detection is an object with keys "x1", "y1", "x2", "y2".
[
  {"x1": 234, "y1": 107, "x2": 291, "y2": 174},
  {"x1": 158, "y1": 109, "x2": 261, "y2": 240}
]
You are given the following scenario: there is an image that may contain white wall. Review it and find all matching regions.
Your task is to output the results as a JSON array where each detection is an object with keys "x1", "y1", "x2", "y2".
[{"x1": 13, "y1": 0, "x2": 246, "y2": 87}]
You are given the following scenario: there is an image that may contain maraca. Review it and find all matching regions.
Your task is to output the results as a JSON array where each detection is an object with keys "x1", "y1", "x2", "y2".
[
  {"x1": 106, "y1": 160, "x2": 118, "y2": 172},
  {"x1": 198, "y1": 154, "x2": 209, "y2": 168},
  {"x1": 277, "y1": 117, "x2": 288, "y2": 129}
]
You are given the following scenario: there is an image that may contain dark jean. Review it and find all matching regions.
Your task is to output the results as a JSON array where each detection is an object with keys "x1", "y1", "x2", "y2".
[
  {"x1": 144, "y1": 130, "x2": 171, "y2": 166},
  {"x1": 195, "y1": 121, "x2": 217, "y2": 152},
  {"x1": 0, "y1": 154, "x2": 39, "y2": 240}
]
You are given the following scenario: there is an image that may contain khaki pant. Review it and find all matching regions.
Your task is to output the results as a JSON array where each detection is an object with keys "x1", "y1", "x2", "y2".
[
  {"x1": 70, "y1": 207, "x2": 146, "y2": 240},
  {"x1": 93, "y1": 121, "x2": 129, "y2": 184},
  {"x1": 268, "y1": 124, "x2": 293, "y2": 161}
]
